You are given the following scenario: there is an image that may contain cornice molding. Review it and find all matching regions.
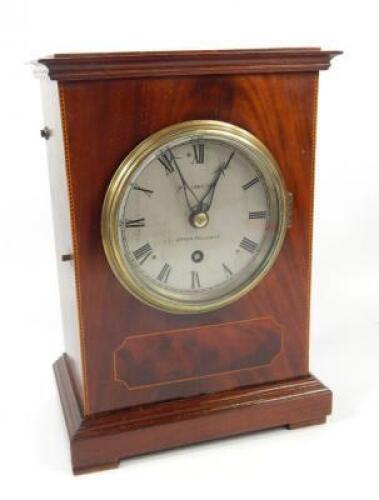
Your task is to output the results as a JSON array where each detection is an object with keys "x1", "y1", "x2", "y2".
[{"x1": 34, "y1": 48, "x2": 342, "y2": 82}]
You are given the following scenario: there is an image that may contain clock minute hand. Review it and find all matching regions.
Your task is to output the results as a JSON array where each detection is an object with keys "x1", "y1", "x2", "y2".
[
  {"x1": 198, "y1": 165, "x2": 224, "y2": 212},
  {"x1": 198, "y1": 151, "x2": 235, "y2": 212}
]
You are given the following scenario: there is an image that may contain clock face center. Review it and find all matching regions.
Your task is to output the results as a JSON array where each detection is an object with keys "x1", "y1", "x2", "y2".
[{"x1": 190, "y1": 211, "x2": 209, "y2": 229}]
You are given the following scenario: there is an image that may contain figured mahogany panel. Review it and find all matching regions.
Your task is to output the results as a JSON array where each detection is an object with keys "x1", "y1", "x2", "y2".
[
  {"x1": 114, "y1": 318, "x2": 282, "y2": 388},
  {"x1": 55, "y1": 71, "x2": 319, "y2": 414}
]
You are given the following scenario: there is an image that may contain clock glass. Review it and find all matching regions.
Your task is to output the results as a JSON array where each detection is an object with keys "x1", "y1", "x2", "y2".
[{"x1": 102, "y1": 120, "x2": 288, "y2": 313}]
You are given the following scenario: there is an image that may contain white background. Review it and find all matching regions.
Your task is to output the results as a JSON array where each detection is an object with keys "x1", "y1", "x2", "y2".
[{"x1": 1, "y1": 0, "x2": 378, "y2": 498}]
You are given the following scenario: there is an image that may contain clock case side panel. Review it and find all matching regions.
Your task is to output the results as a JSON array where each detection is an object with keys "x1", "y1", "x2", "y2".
[
  {"x1": 305, "y1": 74, "x2": 320, "y2": 373},
  {"x1": 39, "y1": 79, "x2": 86, "y2": 409}
]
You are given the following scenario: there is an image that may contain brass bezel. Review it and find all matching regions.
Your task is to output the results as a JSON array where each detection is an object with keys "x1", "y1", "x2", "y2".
[{"x1": 101, "y1": 120, "x2": 288, "y2": 314}]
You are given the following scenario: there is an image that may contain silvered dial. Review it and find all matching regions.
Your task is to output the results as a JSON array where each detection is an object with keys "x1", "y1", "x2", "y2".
[{"x1": 102, "y1": 121, "x2": 288, "y2": 314}]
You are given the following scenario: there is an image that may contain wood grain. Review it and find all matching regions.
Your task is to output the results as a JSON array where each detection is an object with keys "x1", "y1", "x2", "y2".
[
  {"x1": 39, "y1": 80, "x2": 84, "y2": 404},
  {"x1": 36, "y1": 49, "x2": 341, "y2": 473},
  {"x1": 114, "y1": 317, "x2": 283, "y2": 388},
  {"x1": 54, "y1": 354, "x2": 332, "y2": 474},
  {"x1": 53, "y1": 71, "x2": 319, "y2": 414},
  {"x1": 35, "y1": 48, "x2": 341, "y2": 81}
]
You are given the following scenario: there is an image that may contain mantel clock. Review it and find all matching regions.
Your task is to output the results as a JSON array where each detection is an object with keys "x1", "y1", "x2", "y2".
[{"x1": 34, "y1": 48, "x2": 341, "y2": 474}]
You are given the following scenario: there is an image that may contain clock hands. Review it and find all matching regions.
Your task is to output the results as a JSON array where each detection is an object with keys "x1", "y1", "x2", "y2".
[
  {"x1": 196, "y1": 151, "x2": 235, "y2": 213},
  {"x1": 175, "y1": 162, "x2": 201, "y2": 211},
  {"x1": 197, "y1": 164, "x2": 225, "y2": 212},
  {"x1": 160, "y1": 148, "x2": 200, "y2": 211},
  {"x1": 159, "y1": 147, "x2": 234, "y2": 229},
  {"x1": 188, "y1": 150, "x2": 234, "y2": 229}
]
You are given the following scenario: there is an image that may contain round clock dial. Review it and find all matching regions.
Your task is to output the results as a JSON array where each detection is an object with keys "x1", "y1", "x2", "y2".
[{"x1": 102, "y1": 121, "x2": 288, "y2": 314}]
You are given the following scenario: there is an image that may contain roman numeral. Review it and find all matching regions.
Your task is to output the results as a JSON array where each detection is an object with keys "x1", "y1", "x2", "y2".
[
  {"x1": 132, "y1": 184, "x2": 154, "y2": 196},
  {"x1": 242, "y1": 177, "x2": 259, "y2": 190},
  {"x1": 157, "y1": 263, "x2": 172, "y2": 283},
  {"x1": 157, "y1": 149, "x2": 177, "y2": 174},
  {"x1": 249, "y1": 211, "x2": 266, "y2": 220},
  {"x1": 192, "y1": 143, "x2": 205, "y2": 164},
  {"x1": 222, "y1": 263, "x2": 233, "y2": 278},
  {"x1": 133, "y1": 243, "x2": 153, "y2": 264},
  {"x1": 191, "y1": 270, "x2": 201, "y2": 289},
  {"x1": 124, "y1": 218, "x2": 145, "y2": 228},
  {"x1": 239, "y1": 237, "x2": 258, "y2": 254}
]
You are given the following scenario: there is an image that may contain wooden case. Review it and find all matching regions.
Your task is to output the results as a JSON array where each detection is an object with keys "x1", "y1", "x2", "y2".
[{"x1": 35, "y1": 48, "x2": 341, "y2": 473}]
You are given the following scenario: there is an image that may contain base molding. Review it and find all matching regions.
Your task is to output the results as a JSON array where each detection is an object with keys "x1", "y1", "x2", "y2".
[{"x1": 54, "y1": 354, "x2": 332, "y2": 475}]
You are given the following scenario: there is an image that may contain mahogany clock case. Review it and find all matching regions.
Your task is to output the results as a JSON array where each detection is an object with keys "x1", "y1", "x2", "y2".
[{"x1": 35, "y1": 48, "x2": 341, "y2": 474}]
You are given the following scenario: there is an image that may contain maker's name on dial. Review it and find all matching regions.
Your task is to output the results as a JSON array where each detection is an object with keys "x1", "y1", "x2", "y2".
[{"x1": 176, "y1": 234, "x2": 220, "y2": 243}]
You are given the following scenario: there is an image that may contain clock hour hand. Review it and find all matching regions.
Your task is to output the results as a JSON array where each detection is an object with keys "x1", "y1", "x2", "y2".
[
  {"x1": 175, "y1": 163, "x2": 200, "y2": 211},
  {"x1": 162, "y1": 149, "x2": 200, "y2": 211},
  {"x1": 158, "y1": 148, "x2": 200, "y2": 211}
]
